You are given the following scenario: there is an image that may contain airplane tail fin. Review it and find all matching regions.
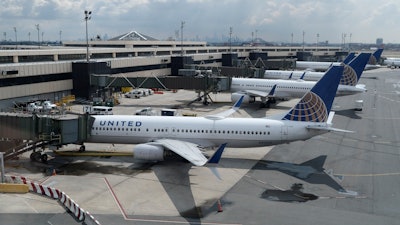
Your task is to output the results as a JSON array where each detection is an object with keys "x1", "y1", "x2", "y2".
[
  {"x1": 342, "y1": 52, "x2": 355, "y2": 64},
  {"x1": 282, "y1": 65, "x2": 343, "y2": 122},
  {"x1": 341, "y1": 53, "x2": 371, "y2": 86},
  {"x1": 369, "y1": 48, "x2": 384, "y2": 64}
]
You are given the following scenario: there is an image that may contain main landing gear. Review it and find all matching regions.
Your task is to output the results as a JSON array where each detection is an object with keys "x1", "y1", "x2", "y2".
[
  {"x1": 260, "y1": 98, "x2": 277, "y2": 108},
  {"x1": 30, "y1": 150, "x2": 48, "y2": 163}
]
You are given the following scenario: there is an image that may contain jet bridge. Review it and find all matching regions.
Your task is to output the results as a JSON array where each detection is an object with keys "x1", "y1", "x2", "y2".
[{"x1": 0, "y1": 112, "x2": 90, "y2": 161}]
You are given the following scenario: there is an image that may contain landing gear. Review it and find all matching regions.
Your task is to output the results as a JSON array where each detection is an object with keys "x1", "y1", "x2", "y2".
[
  {"x1": 41, "y1": 154, "x2": 48, "y2": 163},
  {"x1": 260, "y1": 98, "x2": 277, "y2": 108},
  {"x1": 79, "y1": 145, "x2": 86, "y2": 152},
  {"x1": 29, "y1": 151, "x2": 48, "y2": 163},
  {"x1": 259, "y1": 101, "x2": 270, "y2": 108}
]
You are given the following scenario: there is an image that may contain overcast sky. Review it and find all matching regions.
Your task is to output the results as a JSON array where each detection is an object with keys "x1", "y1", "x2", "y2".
[{"x1": 1, "y1": 0, "x2": 399, "y2": 44}]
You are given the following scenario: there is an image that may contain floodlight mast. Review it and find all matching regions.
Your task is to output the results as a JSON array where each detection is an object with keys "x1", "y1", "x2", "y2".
[
  {"x1": 84, "y1": 10, "x2": 92, "y2": 63},
  {"x1": 181, "y1": 21, "x2": 185, "y2": 56}
]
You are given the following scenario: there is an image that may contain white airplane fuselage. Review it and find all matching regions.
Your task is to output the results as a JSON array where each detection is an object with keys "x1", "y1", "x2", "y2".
[
  {"x1": 264, "y1": 70, "x2": 323, "y2": 81},
  {"x1": 296, "y1": 61, "x2": 340, "y2": 71},
  {"x1": 231, "y1": 78, "x2": 364, "y2": 98},
  {"x1": 89, "y1": 115, "x2": 325, "y2": 148}
]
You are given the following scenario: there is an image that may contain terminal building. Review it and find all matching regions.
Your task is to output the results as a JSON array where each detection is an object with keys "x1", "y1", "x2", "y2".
[{"x1": 0, "y1": 31, "x2": 343, "y2": 110}]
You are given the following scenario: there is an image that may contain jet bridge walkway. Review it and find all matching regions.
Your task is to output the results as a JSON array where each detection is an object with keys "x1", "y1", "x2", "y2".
[{"x1": 0, "y1": 112, "x2": 90, "y2": 162}]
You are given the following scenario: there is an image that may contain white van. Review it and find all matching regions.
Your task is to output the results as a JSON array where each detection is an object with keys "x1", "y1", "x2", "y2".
[{"x1": 84, "y1": 106, "x2": 113, "y2": 115}]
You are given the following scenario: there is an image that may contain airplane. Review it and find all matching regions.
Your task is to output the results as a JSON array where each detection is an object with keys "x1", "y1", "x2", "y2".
[
  {"x1": 382, "y1": 57, "x2": 400, "y2": 68},
  {"x1": 263, "y1": 52, "x2": 370, "y2": 83},
  {"x1": 296, "y1": 48, "x2": 383, "y2": 71},
  {"x1": 230, "y1": 54, "x2": 369, "y2": 107},
  {"x1": 88, "y1": 65, "x2": 349, "y2": 167}
]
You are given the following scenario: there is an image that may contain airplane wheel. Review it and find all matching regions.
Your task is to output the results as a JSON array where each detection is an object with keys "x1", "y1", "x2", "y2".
[
  {"x1": 41, "y1": 154, "x2": 48, "y2": 163},
  {"x1": 79, "y1": 145, "x2": 86, "y2": 152},
  {"x1": 30, "y1": 152, "x2": 41, "y2": 162}
]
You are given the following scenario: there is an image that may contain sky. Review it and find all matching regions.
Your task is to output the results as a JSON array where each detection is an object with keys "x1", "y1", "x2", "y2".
[{"x1": 1, "y1": 0, "x2": 400, "y2": 44}]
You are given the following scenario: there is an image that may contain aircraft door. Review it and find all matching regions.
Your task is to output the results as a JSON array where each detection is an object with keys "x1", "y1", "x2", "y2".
[{"x1": 281, "y1": 125, "x2": 289, "y2": 140}]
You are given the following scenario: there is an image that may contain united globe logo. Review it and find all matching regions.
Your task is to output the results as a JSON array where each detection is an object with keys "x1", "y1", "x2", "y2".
[
  {"x1": 283, "y1": 92, "x2": 328, "y2": 122},
  {"x1": 340, "y1": 64, "x2": 357, "y2": 86}
]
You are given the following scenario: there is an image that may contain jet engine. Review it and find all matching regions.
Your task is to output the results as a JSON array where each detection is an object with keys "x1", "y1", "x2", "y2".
[
  {"x1": 133, "y1": 144, "x2": 164, "y2": 161},
  {"x1": 231, "y1": 93, "x2": 254, "y2": 103}
]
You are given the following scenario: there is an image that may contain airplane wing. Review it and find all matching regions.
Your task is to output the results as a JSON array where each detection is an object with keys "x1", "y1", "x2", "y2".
[
  {"x1": 205, "y1": 95, "x2": 243, "y2": 120},
  {"x1": 239, "y1": 84, "x2": 278, "y2": 99},
  {"x1": 245, "y1": 89, "x2": 270, "y2": 97},
  {"x1": 153, "y1": 139, "x2": 208, "y2": 166}
]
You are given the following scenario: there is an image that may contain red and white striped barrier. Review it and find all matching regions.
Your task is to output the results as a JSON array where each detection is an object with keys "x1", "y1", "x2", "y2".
[{"x1": 5, "y1": 175, "x2": 100, "y2": 225}]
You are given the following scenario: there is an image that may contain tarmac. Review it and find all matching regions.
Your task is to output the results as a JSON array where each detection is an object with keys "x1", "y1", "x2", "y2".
[{"x1": 1, "y1": 67, "x2": 400, "y2": 225}]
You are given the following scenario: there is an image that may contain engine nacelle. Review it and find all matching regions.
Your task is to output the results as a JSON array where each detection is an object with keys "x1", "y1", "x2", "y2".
[
  {"x1": 133, "y1": 144, "x2": 164, "y2": 161},
  {"x1": 231, "y1": 93, "x2": 254, "y2": 103}
]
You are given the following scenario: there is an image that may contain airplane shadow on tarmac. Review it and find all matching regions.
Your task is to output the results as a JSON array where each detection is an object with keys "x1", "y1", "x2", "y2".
[{"x1": 28, "y1": 153, "x2": 344, "y2": 221}]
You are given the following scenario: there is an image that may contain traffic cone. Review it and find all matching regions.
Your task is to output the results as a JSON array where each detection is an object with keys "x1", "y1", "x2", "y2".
[
  {"x1": 52, "y1": 169, "x2": 57, "y2": 176},
  {"x1": 217, "y1": 200, "x2": 223, "y2": 212}
]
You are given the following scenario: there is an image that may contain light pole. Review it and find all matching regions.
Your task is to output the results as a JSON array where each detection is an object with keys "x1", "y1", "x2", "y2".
[
  {"x1": 84, "y1": 10, "x2": 92, "y2": 62},
  {"x1": 316, "y1": 33, "x2": 319, "y2": 50},
  {"x1": 255, "y1": 29, "x2": 258, "y2": 45},
  {"x1": 302, "y1": 30, "x2": 305, "y2": 51},
  {"x1": 343, "y1": 33, "x2": 347, "y2": 50},
  {"x1": 290, "y1": 33, "x2": 293, "y2": 51},
  {"x1": 349, "y1": 33, "x2": 352, "y2": 50},
  {"x1": 35, "y1": 24, "x2": 40, "y2": 49},
  {"x1": 13, "y1": 27, "x2": 17, "y2": 49},
  {"x1": 59, "y1": 30, "x2": 62, "y2": 45},
  {"x1": 28, "y1": 32, "x2": 31, "y2": 42},
  {"x1": 229, "y1": 27, "x2": 232, "y2": 53},
  {"x1": 180, "y1": 21, "x2": 185, "y2": 56},
  {"x1": 3, "y1": 32, "x2": 6, "y2": 42}
]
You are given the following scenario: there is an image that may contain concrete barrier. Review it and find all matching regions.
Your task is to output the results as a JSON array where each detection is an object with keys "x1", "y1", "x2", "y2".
[{"x1": 0, "y1": 183, "x2": 29, "y2": 193}]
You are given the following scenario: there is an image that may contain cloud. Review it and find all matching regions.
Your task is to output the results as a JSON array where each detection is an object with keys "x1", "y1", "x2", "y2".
[{"x1": 0, "y1": 0, "x2": 399, "y2": 43}]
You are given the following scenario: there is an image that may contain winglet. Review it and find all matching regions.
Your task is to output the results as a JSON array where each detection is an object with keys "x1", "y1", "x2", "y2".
[
  {"x1": 299, "y1": 72, "x2": 306, "y2": 80},
  {"x1": 288, "y1": 72, "x2": 293, "y2": 80},
  {"x1": 205, "y1": 96, "x2": 243, "y2": 120},
  {"x1": 207, "y1": 143, "x2": 227, "y2": 180},
  {"x1": 267, "y1": 84, "x2": 277, "y2": 97},
  {"x1": 282, "y1": 65, "x2": 343, "y2": 122},
  {"x1": 208, "y1": 143, "x2": 227, "y2": 164},
  {"x1": 233, "y1": 95, "x2": 244, "y2": 110}
]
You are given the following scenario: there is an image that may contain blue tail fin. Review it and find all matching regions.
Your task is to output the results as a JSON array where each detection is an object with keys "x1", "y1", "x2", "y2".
[
  {"x1": 342, "y1": 52, "x2": 355, "y2": 64},
  {"x1": 369, "y1": 48, "x2": 383, "y2": 64},
  {"x1": 282, "y1": 65, "x2": 344, "y2": 122},
  {"x1": 341, "y1": 53, "x2": 371, "y2": 86}
]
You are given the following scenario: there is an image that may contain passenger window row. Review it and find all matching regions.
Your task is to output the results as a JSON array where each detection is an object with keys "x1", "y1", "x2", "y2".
[{"x1": 93, "y1": 126, "x2": 271, "y2": 135}]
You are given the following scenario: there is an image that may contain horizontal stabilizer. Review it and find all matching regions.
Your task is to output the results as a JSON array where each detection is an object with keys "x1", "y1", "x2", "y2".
[{"x1": 306, "y1": 125, "x2": 354, "y2": 133}]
